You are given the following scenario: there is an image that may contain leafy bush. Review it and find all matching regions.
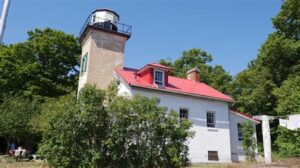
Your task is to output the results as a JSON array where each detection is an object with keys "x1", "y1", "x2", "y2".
[
  {"x1": 241, "y1": 121, "x2": 257, "y2": 162},
  {"x1": 38, "y1": 85, "x2": 193, "y2": 168},
  {"x1": 275, "y1": 126, "x2": 300, "y2": 157},
  {"x1": 108, "y1": 95, "x2": 193, "y2": 167}
]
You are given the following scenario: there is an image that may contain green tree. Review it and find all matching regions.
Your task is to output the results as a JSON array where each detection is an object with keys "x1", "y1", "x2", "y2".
[
  {"x1": 241, "y1": 121, "x2": 257, "y2": 162},
  {"x1": 258, "y1": 33, "x2": 300, "y2": 86},
  {"x1": 273, "y1": 76, "x2": 300, "y2": 115},
  {"x1": 272, "y1": 0, "x2": 300, "y2": 40},
  {"x1": 160, "y1": 48, "x2": 232, "y2": 94},
  {"x1": 230, "y1": 66, "x2": 276, "y2": 115},
  {"x1": 0, "y1": 28, "x2": 80, "y2": 100},
  {"x1": 0, "y1": 96, "x2": 40, "y2": 153},
  {"x1": 209, "y1": 65, "x2": 233, "y2": 95},
  {"x1": 231, "y1": 0, "x2": 300, "y2": 116}
]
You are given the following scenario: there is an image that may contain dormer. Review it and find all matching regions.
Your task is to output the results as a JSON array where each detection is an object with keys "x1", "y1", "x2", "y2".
[{"x1": 136, "y1": 63, "x2": 173, "y2": 86}]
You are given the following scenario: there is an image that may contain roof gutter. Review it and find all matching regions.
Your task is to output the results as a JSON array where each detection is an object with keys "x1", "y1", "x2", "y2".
[{"x1": 130, "y1": 83, "x2": 235, "y2": 103}]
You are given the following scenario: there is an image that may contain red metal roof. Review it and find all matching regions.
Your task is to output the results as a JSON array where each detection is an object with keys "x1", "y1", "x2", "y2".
[
  {"x1": 230, "y1": 109, "x2": 260, "y2": 124},
  {"x1": 116, "y1": 67, "x2": 234, "y2": 102}
]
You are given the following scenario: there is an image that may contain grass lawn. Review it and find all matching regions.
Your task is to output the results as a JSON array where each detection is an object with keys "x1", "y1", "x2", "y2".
[
  {"x1": 1, "y1": 157, "x2": 299, "y2": 168},
  {"x1": 191, "y1": 158, "x2": 300, "y2": 168},
  {"x1": 0, "y1": 162, "x2": 47, "y2": 168},
  {"x1": 0, "y1": 156, "x2": 47, "y2": 168}
]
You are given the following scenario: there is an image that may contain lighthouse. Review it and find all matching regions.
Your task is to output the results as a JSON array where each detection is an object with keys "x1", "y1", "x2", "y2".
[{"x1": 78, "y1": 9, "x2": 131, "y2": 92}]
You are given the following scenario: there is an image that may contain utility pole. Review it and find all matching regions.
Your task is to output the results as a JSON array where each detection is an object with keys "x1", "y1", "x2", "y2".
[{"x1": 0, "y1": 0, "x2": 10, "y2": 43}]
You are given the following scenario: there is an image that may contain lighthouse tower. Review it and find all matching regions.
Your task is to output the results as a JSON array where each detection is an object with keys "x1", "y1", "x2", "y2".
[{"x1": 78, "y1": 9, "x2": 131, "y2": 92}]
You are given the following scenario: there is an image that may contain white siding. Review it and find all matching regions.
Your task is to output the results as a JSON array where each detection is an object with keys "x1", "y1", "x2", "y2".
[
  {"x1": 117, "y1": 76, "x2": 133, "y2": 97},
  {"x1": 131, "y1": 87, "x2": 232, "y2": 163},
  {"x1": 229, "y1": 111, "x2": 257, "y2": 162}
]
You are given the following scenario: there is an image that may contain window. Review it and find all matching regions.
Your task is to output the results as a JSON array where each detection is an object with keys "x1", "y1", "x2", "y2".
[
  {"x1": 237, "y1": 123, "x2": 243, "y2": 141},
  {"x1": 208, "y1": 151, "x2": 219, "y2": 161},
  {"x1": 180, "y1": 108, "x2": 188, "y2": 120},
  {"x1": 154, "y1": 70, "x2": 164, "y2": 85},
  {"x1": 92, "y1": 14, "x2": 96, "y2": 23},
  {"x1": 80, "y1": 52, "x2": 88, "y2": 75},
  {"x1": 207, "y1": 112, "x2": 215, "y2": 127}
]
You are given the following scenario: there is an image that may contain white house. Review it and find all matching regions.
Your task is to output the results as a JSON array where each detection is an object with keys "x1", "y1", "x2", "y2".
[{"x1": 77, "y1": 9, "x2": 259, "y2": 163}]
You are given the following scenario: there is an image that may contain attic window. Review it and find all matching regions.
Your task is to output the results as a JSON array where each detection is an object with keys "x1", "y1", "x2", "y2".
[{"x1": 154, "y1": 70, "x2": 164, "y2": 85}]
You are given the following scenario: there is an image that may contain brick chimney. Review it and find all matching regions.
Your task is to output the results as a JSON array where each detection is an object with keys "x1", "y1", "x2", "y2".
[{"x1": 187, "y1": 67, "x2": 200, "y2": 82}]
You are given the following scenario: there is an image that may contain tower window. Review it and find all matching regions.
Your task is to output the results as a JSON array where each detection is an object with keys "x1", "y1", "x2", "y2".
[
  {"x1": 207, "y1": 112, "x2": 215, "y2": 128},
  {"x1": 80, "y1": 52, "x2": 88, "y2": 75},
  {"x1": 237, "y1": 123, "x2": 243, "y2": 141},
  {"x1": 154, "y1": 70, "x2": 164, "y2": 85},
  {"x1": 180, "y1": 108, "x2": 188, "y2": 120}
]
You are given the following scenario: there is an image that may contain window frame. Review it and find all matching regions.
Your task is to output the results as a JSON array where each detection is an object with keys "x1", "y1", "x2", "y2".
[
  {"x1": 179, "y1": 108, "x2": 189, "y2": 120},
  {"x1": 80, "y1": 52, "x2": 88, "y2": 76},
  {"x1": 206, "y1": 111, "x2": 215, "y2": 128},
  {"x1": 154, "y1": 69, "x2": 164, "y2": 86},
  {"x1": 237, "y1": 123, "x2": 243, "y2": 141}
]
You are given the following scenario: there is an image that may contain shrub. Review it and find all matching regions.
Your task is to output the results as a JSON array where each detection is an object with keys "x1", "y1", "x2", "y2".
[
  {"x1": 275, "y1": 126, "x2": 300, "y2": 157},
  {"x1": 39, "y1": 85, "x2": 193, "y2": 168},
  {"x1": 241, "y1": 121, "x2": 257, "y2": 162}
]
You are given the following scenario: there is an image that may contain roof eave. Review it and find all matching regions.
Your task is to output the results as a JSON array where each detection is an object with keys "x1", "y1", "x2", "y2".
[
  {"x1": 130, "y1": 84, "x2": 235, "y2": 103},
  {"x1": 230, "y1": 110, "x2": 260, "y2": 124}
]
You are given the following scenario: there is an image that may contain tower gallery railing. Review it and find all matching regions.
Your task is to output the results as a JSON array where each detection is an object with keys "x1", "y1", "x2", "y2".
[{"x1": 79, "y1": 15, "x2": 132, "y2": 37}]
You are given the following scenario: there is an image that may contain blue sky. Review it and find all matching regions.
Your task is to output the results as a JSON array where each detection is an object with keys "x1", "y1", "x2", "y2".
[{"x1": 1, "y1": 0, "x2": 282, "y2": 75}]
